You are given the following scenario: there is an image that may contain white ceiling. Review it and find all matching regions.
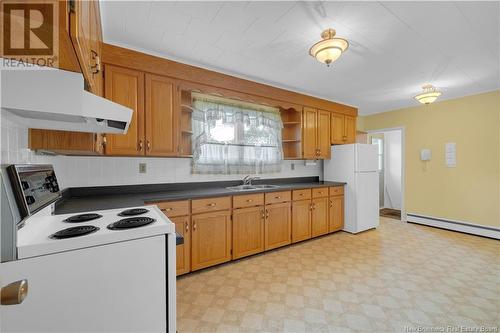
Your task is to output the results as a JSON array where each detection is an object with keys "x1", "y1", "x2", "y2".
[{"x1": 100, "y1": 1, "x2": 500, "y2": 115}]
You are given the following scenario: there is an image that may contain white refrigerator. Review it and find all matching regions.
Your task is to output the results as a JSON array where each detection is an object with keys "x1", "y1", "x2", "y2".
[{"x1": 324, "y1": 144, "x2": 379, "y2": 233}]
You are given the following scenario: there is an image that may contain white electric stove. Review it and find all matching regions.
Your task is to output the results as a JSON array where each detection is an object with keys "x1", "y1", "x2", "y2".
[
  {"x1": 1, "y1": 165, "x2": 176, "y2": 333},
  {"x1": 17, "y1": 205, "x2": 173, "y2": 259}
]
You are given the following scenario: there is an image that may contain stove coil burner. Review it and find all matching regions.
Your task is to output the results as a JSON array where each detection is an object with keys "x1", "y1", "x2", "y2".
[
  {"x1": 107, "y1": 217, "x2": 156, "y2": 230},
  {"x1": 118, "y1": 208, "x2": 149, "y2": 217},
  {"x1": 50, "y1": 226, "x2": 100, "y2": 239},
  {"x1": 64, "y1": 213, "x2": 103, "y2": 223}
]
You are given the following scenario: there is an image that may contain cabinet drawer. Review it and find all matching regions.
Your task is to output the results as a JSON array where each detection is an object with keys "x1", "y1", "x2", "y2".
[
  {"x1": 233, "y1": 193, "x2": 264, "y2": 209},
  {"x1": 330, "y1": 186, "x2": 344, "y2": 196},
  {"x1": 292, "y1": 189, "x2": 311, "y2": 201},
  {"x1": 151, "y1": 200, "x2": 189, "y2": 217},
  {"x1": 312, "y1": 188, "x2": 329, "y2": 198},
  {"x1": 192, "y1": 196, "x2": 231, "y2": 214},
  {"x1": 265, "y1": 191, "x2": 291, "y2": 204}
]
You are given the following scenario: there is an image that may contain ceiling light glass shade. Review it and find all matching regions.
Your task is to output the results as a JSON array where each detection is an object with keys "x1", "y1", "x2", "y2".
[
  {"x1": 414, "y1": 84, "x2": 442, "y2": 105},
  {"x1": 309, "y1": 29, "x2": 349, "y2": 66}
]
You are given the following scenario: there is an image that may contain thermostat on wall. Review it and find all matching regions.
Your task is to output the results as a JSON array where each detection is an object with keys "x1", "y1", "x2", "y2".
[{"x1": 420, "y1": 149, "x2": 431, "y2": 161}]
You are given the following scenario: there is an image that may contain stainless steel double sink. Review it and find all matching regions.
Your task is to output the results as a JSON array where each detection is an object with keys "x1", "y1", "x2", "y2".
[{"x1": 226, "y1": 184, "x2": 280, "y2": 192}]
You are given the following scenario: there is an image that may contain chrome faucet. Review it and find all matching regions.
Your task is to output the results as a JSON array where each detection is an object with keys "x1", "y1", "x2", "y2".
[{"x1": 242, "y1": 175, "x2": 260, "y2": 186}]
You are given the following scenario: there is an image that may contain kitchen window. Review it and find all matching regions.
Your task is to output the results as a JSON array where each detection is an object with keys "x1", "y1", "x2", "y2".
[{"x1": 191, "y1": 93, "x2": 283, "y2": 174}]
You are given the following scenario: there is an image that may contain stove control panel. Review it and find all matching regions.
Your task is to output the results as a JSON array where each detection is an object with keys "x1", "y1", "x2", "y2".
[{"x1": 7, "y1": 164, "x2": 61, "y2": 219}]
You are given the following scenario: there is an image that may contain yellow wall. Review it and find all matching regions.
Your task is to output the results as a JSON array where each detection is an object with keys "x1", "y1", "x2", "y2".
[{"x1": 360, "y1": 90, "x2": 500, "y2": 228}]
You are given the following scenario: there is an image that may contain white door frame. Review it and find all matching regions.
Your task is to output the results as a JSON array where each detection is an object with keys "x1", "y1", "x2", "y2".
[{"x1": 366, "y1": 127, "x2": 406, "y2": 222}]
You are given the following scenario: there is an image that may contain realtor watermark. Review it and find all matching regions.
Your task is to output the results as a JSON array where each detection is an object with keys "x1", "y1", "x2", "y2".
[
  {"x1": 1, "y1": 0, "x2": 59, "y2": 67},
  {"x1": 404, "y1": 326, "x2": 498, "y2": 333}
]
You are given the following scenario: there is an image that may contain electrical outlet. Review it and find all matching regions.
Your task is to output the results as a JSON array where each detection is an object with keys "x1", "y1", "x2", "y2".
[
  {"x1": 139, "y1": 163, "x2": 147, "y2": 174},
  {"x1": 291, "y1": 163, "x2": 295, "y2": 170}
]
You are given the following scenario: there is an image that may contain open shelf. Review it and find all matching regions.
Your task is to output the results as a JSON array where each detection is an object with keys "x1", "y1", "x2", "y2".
[
  {"x1": 280, "y1": 107, "x2": 302, "y2": 159},
  {"x1": 179, "y1": 90, "x2": 193, "y2": 156}
]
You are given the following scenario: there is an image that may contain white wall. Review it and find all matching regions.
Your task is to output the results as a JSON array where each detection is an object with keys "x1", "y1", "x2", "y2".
[
  {"x1": 384, "y1": 130, "x2": 402, "y2": 209},
  {"x1": 0, "y1": 116, "x2": 322, "y2": 189}
]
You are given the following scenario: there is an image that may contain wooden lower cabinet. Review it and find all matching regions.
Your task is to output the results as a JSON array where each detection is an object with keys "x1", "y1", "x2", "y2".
[
  {"x1": 170, "y1": 216, "x2": 191, "y2": 276},
  {"x1": 265, "y1": 202, "x2": 291, "y2": 250},
  {"x1": 329, "y1": 196, "x2": 344, "y2": 232},
  {"x1": 292, "y1": 199, "x2": 312, "y2": 243},
  {"x1": 232, "y1": 206, "x2": 265, "y2": 259},
  {"x1": 191, "y1": 210, "x2": 232, "y2": 271},
  {"x1": 311, "y1": 197, "x2": 329, "y2": 237}
]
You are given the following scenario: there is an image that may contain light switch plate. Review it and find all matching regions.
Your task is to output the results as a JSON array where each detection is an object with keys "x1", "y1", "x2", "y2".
[
  {"x1": 420, "y1": 149, "x2": 431, "y2": 161},
  {"x1": 139, "y1": 163, "x2": 147, "y2": 173}
]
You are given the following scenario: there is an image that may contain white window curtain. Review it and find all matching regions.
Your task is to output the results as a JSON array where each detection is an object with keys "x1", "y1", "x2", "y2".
[{"x1": 191, "y1": 93, "x2": 283, "y2": 174}]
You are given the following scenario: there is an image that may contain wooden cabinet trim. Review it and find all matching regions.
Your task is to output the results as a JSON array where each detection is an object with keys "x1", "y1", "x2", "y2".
[{"x1": 102, "y1": 43, "x2": 358, "y2": 117}]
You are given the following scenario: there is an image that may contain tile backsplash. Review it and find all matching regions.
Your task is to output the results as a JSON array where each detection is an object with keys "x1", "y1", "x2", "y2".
[{"x1": 1, "y1": 116, "x2": 322, "y2": 189}]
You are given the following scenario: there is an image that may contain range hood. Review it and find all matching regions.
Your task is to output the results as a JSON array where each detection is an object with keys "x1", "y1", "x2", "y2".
[{"x1": 1, "y1": 64, "x2": 132, "y2": 134}]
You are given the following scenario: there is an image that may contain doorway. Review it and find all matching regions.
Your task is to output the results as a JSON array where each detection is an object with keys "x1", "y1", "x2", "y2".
[{"x1": 368, "y1": 128, "x2": 404, "y2": 221}]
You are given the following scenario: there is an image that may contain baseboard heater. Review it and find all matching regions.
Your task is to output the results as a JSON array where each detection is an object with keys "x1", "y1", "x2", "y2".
[{"x1": 407, "y1": 213, "x2": 500, "y2": 240}]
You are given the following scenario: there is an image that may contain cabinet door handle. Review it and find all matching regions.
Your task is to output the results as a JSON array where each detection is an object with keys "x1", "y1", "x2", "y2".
[
  {"x1": 207, "y1": 203, "x2": 216, "y2": 207},
  {"x1": 261, "y1": 210, "x2": 265, "y2": 219},
  {"x1": 193, "y1": 222, "x2": 197, "y2": 231},
  {"x1": 185, "y1": 222, "x2": 189, "y2": 232},
  {"x1": 90, "y1": 50, "x2": 101, "y2": 74},
  {"x1": 275, "y1": 196, "x2": 281, "y2": 199},
  {"x1": 147, "y1": 141, "x2": 151, "y2": 151},
  {"x1": 246, "y1": 199, "x2": 253, "y2": 203},
  {"x1": 162, "y1": 208, "x2": 173, "y2": 212},
  {"x1": 138, "y1": 140, "x2": 143, "y2": 151},
  {"x1": 330, "y1": 200, "x2": 333, "y2": 208},
  {"x1": 1, "y1": 280, "x2": 28, "y2": 305},
  {"x1": 265, "y1": 209, "x2": 269, "y2": 219}
]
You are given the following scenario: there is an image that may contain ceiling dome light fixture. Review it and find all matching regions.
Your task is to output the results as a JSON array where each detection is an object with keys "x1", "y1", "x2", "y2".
[
  {"x1": 414, "y1": 84, "x2": 442, "y2": 105},
  {"x1": 309, "y1": 28, "x2": 349, "y2": 67}
]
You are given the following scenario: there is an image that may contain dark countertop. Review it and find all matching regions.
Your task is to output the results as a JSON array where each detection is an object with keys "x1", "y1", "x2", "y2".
[{"x1": 55, "y1": 177, "x2": 346, "y2": 215}]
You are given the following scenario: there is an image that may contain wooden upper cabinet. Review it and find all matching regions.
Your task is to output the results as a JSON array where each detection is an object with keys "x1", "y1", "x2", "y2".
[
  {"x1": 191, "y1": 210, "x2": 232, "y2": 271},
  {"x1": 145, "y1": 74, "x2": 179, "y2": 156},
  {"x1": 70, "y1": 0, "x2": 103, "y2": 95},
  {"x1": 344, "y1": 116, "x2": 357, "y2": 144},
  {"x1": 104, "y1": 65, "x2": 145, "y2": 156},
  {"x1": 28, "y1": 0, "x2": 104, "y2": 155},
  {"x1": 331, "y1": 113, "x2": 357, "y2": 145},
  {"x1": 302, "y1": 107, "x2": 332, "y2": 159},
  {"x1": 232, "y1": 206, "x2": 265, "y2": 259},
  {"x1": 317, "y1": 110, "x2": 331, "y2": 159},
  {"x1": 302, "y1": 107, "x2": 317, "y2": 159},
  {"x1": 29, "y1": 130, "x2": 104, "y2": 155},
  {"x1": 330, "y1": 113, "x2": 345, "y2": 145},
  {"x1": 265, "y1": 202, "x2": 291, "y2": 251}
]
